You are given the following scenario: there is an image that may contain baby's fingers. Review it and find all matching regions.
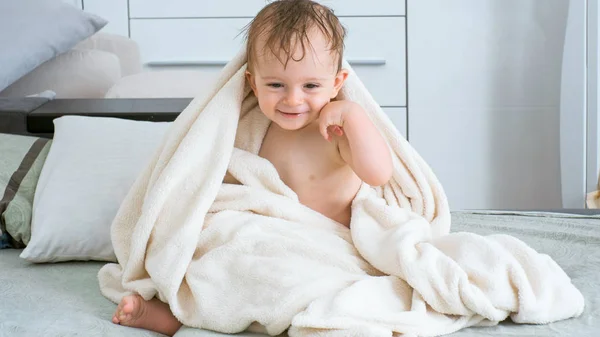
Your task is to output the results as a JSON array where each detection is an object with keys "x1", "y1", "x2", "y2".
[
  {"x1": 320, "y1": 122, "x2": 331, "y2": 141},
  {"x1": 332, "y1": 126, "x2": 344, "y2": 136}
]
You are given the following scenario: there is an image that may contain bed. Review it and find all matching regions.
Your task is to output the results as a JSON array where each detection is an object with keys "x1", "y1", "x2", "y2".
[
  {"x1": 1, "y1": 98, "x2": 598, "y2": 336},
  {"x1": 1, "y1": 210, "x2": 597, "y2": 337}
]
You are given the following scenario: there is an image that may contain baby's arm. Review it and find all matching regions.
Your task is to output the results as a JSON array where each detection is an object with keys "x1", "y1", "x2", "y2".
[{"x1": 320, "y1": 101, "x2": 393, "y2": 186}]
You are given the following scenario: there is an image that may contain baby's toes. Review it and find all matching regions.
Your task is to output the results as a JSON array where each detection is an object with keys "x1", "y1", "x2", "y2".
[
  {"x1": 112, "y1": 308, "x2": 122, "y2": 324},
  {"x1": 118, "y1": 310, "x2": 129, "y2": 322},
  {"x1": 113, "y1": 299, "x2": 128, "y2": 324}
]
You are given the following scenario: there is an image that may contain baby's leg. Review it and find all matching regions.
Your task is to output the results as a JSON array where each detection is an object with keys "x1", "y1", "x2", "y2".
[{"x1": 112, "y1": 294, "x2": 182, "y2": 336}]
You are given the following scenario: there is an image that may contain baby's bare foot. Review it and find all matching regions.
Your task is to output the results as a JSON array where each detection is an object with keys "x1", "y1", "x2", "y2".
[
  {"x1": 112, "y1": 295, "x2": 143, "y2": 326},
  {"x1": 112, "y1": 294, "x2": 182, "y2": 336}
]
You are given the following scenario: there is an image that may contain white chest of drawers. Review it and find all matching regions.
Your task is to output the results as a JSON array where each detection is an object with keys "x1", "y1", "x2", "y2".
[
  {"x1": 79, "y1": 0, "x2": 409, "y2": 138},
  {"x1": 130, "y1": 16, "x2": 406, "y2": 107}
]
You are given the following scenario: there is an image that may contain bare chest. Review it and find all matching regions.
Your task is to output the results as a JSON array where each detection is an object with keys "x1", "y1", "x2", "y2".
[{"x1": 258, "y1": 126, "x2": 361, "y2": 225}]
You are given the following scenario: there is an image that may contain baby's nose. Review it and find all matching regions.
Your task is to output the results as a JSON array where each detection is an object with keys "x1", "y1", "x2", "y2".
[{"x1": 284, "y1": 90, "x2": 304, "y2": 106}]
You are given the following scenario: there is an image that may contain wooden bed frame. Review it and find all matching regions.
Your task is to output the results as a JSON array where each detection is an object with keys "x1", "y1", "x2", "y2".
[{"x1": 0, "y1": 97, "x2": 191, "y2": 135}]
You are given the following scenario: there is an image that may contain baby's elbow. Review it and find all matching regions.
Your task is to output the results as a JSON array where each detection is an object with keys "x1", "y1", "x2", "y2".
[
  {"x1": 379, "y1": 168, "x2": 394, "y2": 186},
  {"x1": 365, "y1": 164, "x2": 393, "y2": 187},
  {"x1": 375, "y1": 153, "x2": 394, "y2": 186}
]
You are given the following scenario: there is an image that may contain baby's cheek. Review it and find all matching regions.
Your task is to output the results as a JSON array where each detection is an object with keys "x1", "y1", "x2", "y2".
[
  {"x1": 256, "y1": 97, "x2": 272, "y2": 115},
  {"x1": 257, "y1": 93, "x2": 276, "y2": 110},
  {"x1": 312, "y1": 96, "x2": 333, "y2": 113}
]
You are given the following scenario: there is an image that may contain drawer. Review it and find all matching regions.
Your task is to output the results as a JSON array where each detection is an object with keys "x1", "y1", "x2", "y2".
[
  {"x1": 382, "y1": 107, "x2": 407, "y2": 139},
  {"x1": 129, "y1": 0, "x2": 405, "y2": 18},
  {"x1": 343, "y1": 17, "x2": 406, "y2": 106},
  {"x1": 130, "y1": 17, "x2": 406, "y2": 106},
  {"x1": 62, "y1": 0, "x2": 82, "y2": 9}
]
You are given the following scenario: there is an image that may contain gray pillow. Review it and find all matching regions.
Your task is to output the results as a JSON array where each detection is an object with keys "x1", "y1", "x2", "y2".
[{"x1": 0, "y1": 0, "x2": 108, "y2": 92}]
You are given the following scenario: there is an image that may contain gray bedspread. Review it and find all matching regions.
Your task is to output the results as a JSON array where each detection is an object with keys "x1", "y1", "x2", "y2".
[{"x1": 1, "y1": 211, "x2": 598, "y2": 337}]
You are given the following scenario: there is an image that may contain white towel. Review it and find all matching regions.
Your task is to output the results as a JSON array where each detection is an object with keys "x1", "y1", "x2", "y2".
[{"x1": 98, "y1": 48, "x2": 584, "y2": 337}]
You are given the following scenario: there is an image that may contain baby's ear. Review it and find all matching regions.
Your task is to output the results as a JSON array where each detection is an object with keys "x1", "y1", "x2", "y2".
[
  {"x1": 331, "y1": 69, "x2": 349, "y2": 98},
  {"x1": 245, "y1": 71, "x2": 257, "y2": 94}
]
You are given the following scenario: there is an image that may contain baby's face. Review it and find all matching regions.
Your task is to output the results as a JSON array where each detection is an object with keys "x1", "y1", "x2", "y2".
[{"x1": 246, "y1": 30, "x2": 348, "y2": 131}]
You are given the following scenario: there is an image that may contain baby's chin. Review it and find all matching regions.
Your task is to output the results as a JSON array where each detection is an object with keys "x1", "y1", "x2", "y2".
[{"x1": 272, "y1": 120, "x2": 312, "y2": 131}]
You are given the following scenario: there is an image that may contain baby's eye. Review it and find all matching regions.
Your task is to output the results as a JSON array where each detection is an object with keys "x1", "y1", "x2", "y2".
[
  {"x1": 305, "y1": 83, "x2": 320, "y2": 89},
  {"x1": 267, "y1": 83, "x2": 283, "y2": 88}
]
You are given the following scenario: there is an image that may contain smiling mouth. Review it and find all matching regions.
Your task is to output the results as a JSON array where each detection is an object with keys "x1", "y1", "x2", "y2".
[{"x1": 278, "y1": 110, "x2": 306, "y2": 117}]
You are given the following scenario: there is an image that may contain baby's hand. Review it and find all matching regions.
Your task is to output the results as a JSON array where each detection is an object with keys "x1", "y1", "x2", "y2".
[{"x1": 318, "y1": 100, "x2": 358, "y2": 141}]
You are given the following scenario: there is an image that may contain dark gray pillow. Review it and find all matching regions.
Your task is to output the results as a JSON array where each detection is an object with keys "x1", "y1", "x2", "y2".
[{"x1": 0, "y1": 0, "x2": 107, "y2": 92}]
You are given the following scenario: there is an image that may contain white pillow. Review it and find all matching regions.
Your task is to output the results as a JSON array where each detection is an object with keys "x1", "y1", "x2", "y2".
[
  {"x1": 105, "y1": 70, "x2": 219, "y2": 98},
  {"x1": 2, "y1": 48, "x2": 121, "y2": 98},
  {"x1": 20, "y1": 116, "x2": 171, "y2": 263}
]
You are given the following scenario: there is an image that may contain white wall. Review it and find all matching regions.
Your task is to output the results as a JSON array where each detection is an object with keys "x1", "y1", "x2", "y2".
[
  {"x1": 407, "y1": 0, "x2": 569, "y2": 210},
  {"x1": 560, "y1": 0, "x2": 586, "y2": 208}
]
